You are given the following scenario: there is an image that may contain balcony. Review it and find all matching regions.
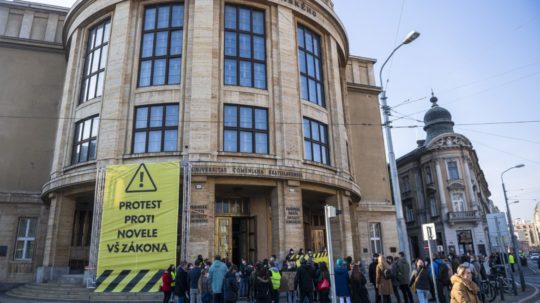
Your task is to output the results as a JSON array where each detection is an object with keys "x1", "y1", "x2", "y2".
[{"x1": 447, "y1": 210, "x2": 481, "y2": 225}]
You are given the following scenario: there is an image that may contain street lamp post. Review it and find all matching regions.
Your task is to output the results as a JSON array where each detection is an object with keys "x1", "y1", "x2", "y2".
[
  {"x1": 501, "y1": 164, "x2": 526, "y2": 291},
  {"x1": 379, "y1": 30, "x2": 420, "y2": 263}
]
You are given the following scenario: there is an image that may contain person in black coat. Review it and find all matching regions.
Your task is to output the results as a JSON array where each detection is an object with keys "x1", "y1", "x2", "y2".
[
  {"x1": 350, "y1": 263, "x2": 370, "y2": 303},
  {"x1": 294, "y1": 258, "x2": 315, "y2": 303},
  {"x1": 175, "y1": 261, "x2": 190, "y2": 303},
  {"x1": 368, "y1": 254, "x2": 380, "y2": 303},
  {"x1": 224, "y1": 265, "x2": 239, "y2": 303}
]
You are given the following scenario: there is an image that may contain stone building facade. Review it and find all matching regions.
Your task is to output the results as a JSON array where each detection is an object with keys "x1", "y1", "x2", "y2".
[
  {"x1": 0, "y1": 0, "x2": 67, "y2": 282},
  {"x1": 0, "y1": 0, "x2": 400, "y2": 283},
  {"x1": 397, "y1": 94, "x2": 494, "y2": 258},
  {"x1": 513, "y1": 218, "x2": 540, "y2": 253}
]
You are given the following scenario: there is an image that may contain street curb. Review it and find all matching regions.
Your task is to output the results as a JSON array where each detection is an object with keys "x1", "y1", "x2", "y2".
[{"x1": 518, "y1": 284, "x2": 539, "y2": 303}]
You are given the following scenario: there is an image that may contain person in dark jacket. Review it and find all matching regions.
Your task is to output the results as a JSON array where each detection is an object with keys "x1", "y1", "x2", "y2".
[
  {"x1": 224, "y1": 265, "x2": 239, "y2": 303},
  {"x1": 294, "y1": 258, "x2": 315, "y2": 303},
  {"x1": 162, "y1": 265, "x2": 174, "y2": 303},
  {"x1": 188, "y1": 260, "x2": 203, "y2": 303},
  {"x1": 368, "y1": 254, "x2": 380, "y2": 303},
  {"x1": 388, "y1": 256, "x2": 401, "y2": 303},
  {"x1": 254, "y1": 264, "x2": 273, "y2": 303},
  {"x1": 409, "y1": 259, "x2": 430, "y2": 303},
  {"x1": 175, "y1": 261, "x2": 190, "y2": 303},
  {"x1": 315, "y1": 262, "x2": 331, "y2": 303},
  {"x1": 334, "y1": 259, "x2": 351, "y2": 303},
  {"x1": 349, "y1": 263, "x2": 370, "y2": 303}
]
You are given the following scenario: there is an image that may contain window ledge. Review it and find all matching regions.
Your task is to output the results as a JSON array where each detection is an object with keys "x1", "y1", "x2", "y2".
[
  {"x1": 123, "y1": 151, "x2": 183, "y2": 159},
  {"x1": 134, "y1": 85, "x2": 181, "y2": 94},
  {"x1": 76, "y1": 97, "x2": 102, "y2": 110},
  {"x1": 223, "y1": 85, "x2": 269, "y2": 95},
  {"x1": 218, "y1": 151, "x2": 277, "y2": 160},
  {"x1": 303, "y1": 160, "x2": 336, "y2": 172},
  {"x1": 301, "y1": 99, "x2": 327, "y2": 111},
  {"x1": 63, "y1": 160, "x2": 97, "y2": 173}
]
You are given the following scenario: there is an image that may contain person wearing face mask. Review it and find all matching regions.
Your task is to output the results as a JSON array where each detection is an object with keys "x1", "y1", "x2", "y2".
[{"x1": 408, "y1": 259, "x2": 430, "y2": 303}]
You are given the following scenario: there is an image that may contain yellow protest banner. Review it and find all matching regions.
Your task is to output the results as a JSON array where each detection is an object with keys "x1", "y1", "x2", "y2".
[{"x1": 95, "y1": 162, "x2": 179, "y2": 292}]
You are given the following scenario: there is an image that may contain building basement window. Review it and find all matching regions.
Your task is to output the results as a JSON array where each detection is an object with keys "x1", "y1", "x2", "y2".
[
  {"x1": 14, "y1": 218, "x2": 36, "y2": 260},
  {"x1": 139, "y1": 3, "x2": 184, "y2": 87},
  {"x1": 133, "y1": 104, "x2": 179, "y2": 153},
  {"x1": 303, "y1": 117, "x2": 329, "y2": 165},
  {"x1": 224, "y1": 5, "x2": 266, "y2": 89},
  {"x1": 297, "y1": 25, "x2": 324, "y2": 106},
  {"x1": 80, "y1": 18, "x2": 111, "y2": 103},
  {"x1": 223, "y1": 104, "x2": 268, "y2": 154},
  {"x1": 72, "y1": 115, "x2": 99, "y2": 164}
]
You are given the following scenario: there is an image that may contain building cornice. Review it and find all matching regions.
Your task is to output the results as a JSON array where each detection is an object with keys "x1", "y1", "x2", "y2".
[{"x1": 0, "y1": 36, "x2": 64, "y2": 53}]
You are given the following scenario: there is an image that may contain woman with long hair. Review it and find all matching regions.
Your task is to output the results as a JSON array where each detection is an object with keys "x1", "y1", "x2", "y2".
[
  {"x1": 349, "y1": 263, "x2": 370, "y2": 303},
  {"x1": 316, "y1": 262, "x2": 331, "y2": 303},
  {"x1": 450, "y1": 264, "x2": 480, "y2": 303},
  {"x1": 375, "y1": 255, "x2": 393, "y2": 303}
]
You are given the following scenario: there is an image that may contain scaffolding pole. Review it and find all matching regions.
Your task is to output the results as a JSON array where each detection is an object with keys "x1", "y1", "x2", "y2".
[{"x1": 180, "y1": 160, "x2": 192, "y2": 262}]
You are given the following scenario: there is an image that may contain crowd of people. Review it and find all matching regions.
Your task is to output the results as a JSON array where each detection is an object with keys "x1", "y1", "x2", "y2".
[{"x1": 159, "y1": 250, "x2": 506, "y2": 303}]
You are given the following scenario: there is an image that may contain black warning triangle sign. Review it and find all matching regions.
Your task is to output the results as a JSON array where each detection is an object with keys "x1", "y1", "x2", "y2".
[{"x1": 125, "y1": 163, "x2": 158, "y2": 193}]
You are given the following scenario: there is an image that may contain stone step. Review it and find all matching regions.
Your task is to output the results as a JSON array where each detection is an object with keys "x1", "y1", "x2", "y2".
[{"x1": 57, "y1": 274, "x2": 84, "y2": 285}]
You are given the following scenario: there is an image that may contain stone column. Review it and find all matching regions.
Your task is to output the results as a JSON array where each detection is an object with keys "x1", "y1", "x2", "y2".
[
  {"x1": 271, "y1": 180, "x2": 303, "y2": 260},
  {"x1": 188, "y1": 177, "x2": 215, "y2": 261},
  {"x1": 435, "y1": 161, "x2": 448, "y2": 215},
  {"x1": 37, "y1": 194, "x2": 75, "y2": 282},
  {"x1": 462, "y1": 159, "x2": 478, "y2": 211},
  {"x1": 85, "y1": 166, "x2": 106, "y2": 285}
]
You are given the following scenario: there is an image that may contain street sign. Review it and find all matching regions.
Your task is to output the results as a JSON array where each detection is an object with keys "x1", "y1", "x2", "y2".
[{"x1": 422, "y1": 223, "x2": 437, "y2": 241}]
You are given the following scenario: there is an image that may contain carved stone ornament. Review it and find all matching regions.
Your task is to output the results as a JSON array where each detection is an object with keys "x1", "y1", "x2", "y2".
[{"x1": 427, "y1": 135, "x2": 471, "y2": 150}]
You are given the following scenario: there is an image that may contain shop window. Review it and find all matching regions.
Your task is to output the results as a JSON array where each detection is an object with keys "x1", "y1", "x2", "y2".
[
  {"x1": 303, "y1": 117, "x2": 329, "y2": 165},
  {"x1": 223, "y1": 104, "x2": 268, "y2": 154},
  {"x1": 369, "y1": 222, "x2": 383, "y2": 255},
  {"x1": 72, "y1": 115, "x2": 99, "y2": 164},
  {"x1": 447, "y1": 160, "x2": 460, "y2": 180},
  {"x1": 80, "y1": 19, "x2": 111, "y2": 103},
  {"x1": 297, "y1": 25, "x2": 324, "y2": 106},
  {"x1": 139, "y1": 4, "x2": 184, "y2": 87},
  {"x1": 224, "y1": 5, "x2": 266, "y2": 89},
  {"x1": 14, "y1": 218, "x2": 36, "y2": 260},
  {"x1": 133, "y1": 104, "x2": 179, "y2": 153}
]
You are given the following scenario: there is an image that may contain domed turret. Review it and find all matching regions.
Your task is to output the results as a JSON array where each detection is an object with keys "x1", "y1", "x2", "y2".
[{"x1": 423, "y1": 92, "x2": 454, "y2": 144}]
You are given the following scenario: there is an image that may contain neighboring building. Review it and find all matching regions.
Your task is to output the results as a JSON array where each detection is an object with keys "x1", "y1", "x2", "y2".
[
  {"x1": 397, "y1": 94, "x2": 494, "y2": 258},
  {"x1": 0, "y1": 0, "x2": 67, "y2": 282},
  {"x1": 513, "y1": 218, "x2": 540, "y2": 253},
  {"x1": 0, "y1": 0, "x2": 399, "y2": 283}
]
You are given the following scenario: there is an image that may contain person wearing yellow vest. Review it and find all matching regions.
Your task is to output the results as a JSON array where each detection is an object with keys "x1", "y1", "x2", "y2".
[
  {"x1": 509, "y1": 253, "x2": 515, "y2": 272},
  {"x1": 270, "y1": 262, "x2": 282, "y2": 303}
]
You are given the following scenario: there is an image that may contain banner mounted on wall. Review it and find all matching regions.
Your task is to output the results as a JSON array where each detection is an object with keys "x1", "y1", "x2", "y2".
[{"x1": 95, "y1": 162, "x2": 179, "y2": 293}]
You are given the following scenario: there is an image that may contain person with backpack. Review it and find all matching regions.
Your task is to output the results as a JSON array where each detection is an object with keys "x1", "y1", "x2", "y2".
[
  {"x1": 224, "y1": 265, "x2": 240, "y2": 303},
  {"x1": 388, "y1": 256, "x2": 402, "y2": 303},
  {"x1": 409, "y1": 259, "x2": 430, "y2": 303},
  {"x1": 375, "y1": 255, "x2": 393, "y2": 303},
  {"x1": 334, "y1": 259, "x2": 351, "y2": 303},
  {"x1": 315, "y1": 261, "x2": 331, "y2": 303},
  {"x1": 395, "y1": 253, "x2": 413, "y2": 303},
  {"x1": 269, "y1": 261, "x2": 282, "y2": 303},
  {"x1": 254, "y1": 264, "x2": 273, "y2": 303},
  {"x1": 294, "y1": 258, "x2": 315, "y2": 303},
  {"x1": 429, "y1": 254, "x2": 448, "y2": 303}
]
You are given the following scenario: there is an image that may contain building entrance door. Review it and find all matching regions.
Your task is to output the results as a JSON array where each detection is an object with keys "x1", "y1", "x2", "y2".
[{"x1": 215, "y1": 216, "x2": 256, "y2": 264}]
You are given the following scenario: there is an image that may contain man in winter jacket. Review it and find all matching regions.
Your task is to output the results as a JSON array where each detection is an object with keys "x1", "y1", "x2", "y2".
[
  {"x1": 294, "y1": 258, "x2": 315, "y2": 303},
  {"x1": 209, "y1": 255, "x2": 229, "y2": 303},
  {"x1": 175, "y1": 262, "x2": 190, "y2": 303},
  {"x1": 188, "y1": 260, "x2": 203, "y2": 303},
  {"x1": 396, "y1": 252, "x2": 413, "y2": 303}
]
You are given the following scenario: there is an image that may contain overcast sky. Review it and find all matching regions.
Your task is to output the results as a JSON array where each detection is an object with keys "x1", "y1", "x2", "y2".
[{"x1": 31, "y1": 0, "x2": 540, "y2": 221}]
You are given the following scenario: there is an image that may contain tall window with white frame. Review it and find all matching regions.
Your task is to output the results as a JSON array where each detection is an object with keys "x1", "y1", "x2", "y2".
[
  {"x1": 223, "y1": 104, "x2": 269, "y2": 154},
  {"x1": 224, "y1": 5, "x2": 266, "y2": 89},
  {"x1": 80, "y1": 19, "x2": 111, "y2": 103},
  {"x1": 139, "y1": 3, "x2": 184, "y2": 87},
  {"x1": 72, "y1": 116, "x2": 99, "y2": 164},
  {"x1": 14, "y1": 218, "x2": 36, "y2": 260},
  {"x1": 297, "y1": 25, "x2": 324, "y2": 106},
  {"x1": 369, "y1": 222, "x2": 383, "y2": 255},
  {"x1": 447, "y1": 160, "x2": 460, "y2": 180},
  {"x1": 451, "y1": 191, "x2": 465, "y2": 212},
  {"x1": 303, "y1": 117, "x2": 329, "y2": 165},
  {"x1": 133, "y1": 104, "x2": 179, "y2": 153}
]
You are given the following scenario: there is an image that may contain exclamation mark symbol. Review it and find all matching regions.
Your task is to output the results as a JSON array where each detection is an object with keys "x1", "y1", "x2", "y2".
[{"x1": 139, "y1": 172, "x2": 144, "y2": 188}]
